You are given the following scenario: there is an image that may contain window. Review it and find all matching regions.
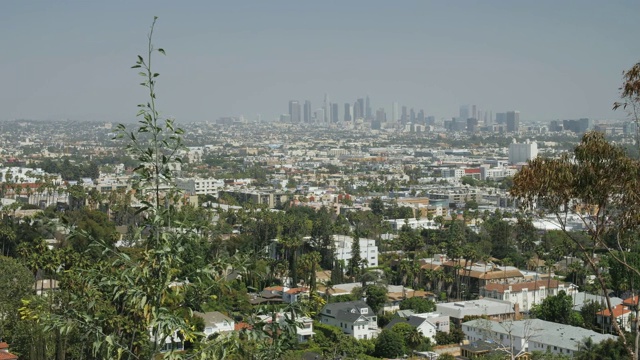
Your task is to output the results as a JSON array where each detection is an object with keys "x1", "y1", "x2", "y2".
[{"x1": 326, "y1": 309, "x2": 331, "y2": 314}]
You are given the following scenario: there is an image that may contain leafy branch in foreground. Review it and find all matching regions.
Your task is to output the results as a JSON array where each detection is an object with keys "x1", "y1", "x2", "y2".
[{"x1": 21, "y1": 17, "x2": 236, "y2": 360}]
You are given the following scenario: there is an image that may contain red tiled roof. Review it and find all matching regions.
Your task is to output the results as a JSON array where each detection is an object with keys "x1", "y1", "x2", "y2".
[
  {"x1": 234, "y1": 322, "x2": 252, "y2": 331},
  {"x1": 264, "y1": 286, "x2": 284, "y2": 292},
  {"x1": 0, "y1": 351, "x2": 18, "y2": 360},
  {"x1": 597, "y1": 304, "x2": 631, "y2": 318},
  {"x1": 623, "y1": 296, "x2": 639, "y2": 307},
  {"x1": 0, "y1": 342, "x2": 8, "y2": 350},
  {"x1": 285, "y1": 287, "x2": 309, "y2": 295}
]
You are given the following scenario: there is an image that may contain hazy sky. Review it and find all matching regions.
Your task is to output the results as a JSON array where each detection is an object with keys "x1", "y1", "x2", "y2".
[{"x1": 1, "y1": 1, "x2": 639, "y2": 123}]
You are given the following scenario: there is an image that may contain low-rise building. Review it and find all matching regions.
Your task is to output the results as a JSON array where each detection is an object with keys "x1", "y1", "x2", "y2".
[
  {"x1": 480, "y1": 280, "x2": 577, "y2": 312},
  {"x1": 462, "y1": 318, "x2": 617, "y2": 357},
  {"x1": 333, "y1": 235, "x2": 378, "y2": 268},
  {"x1": 320, "y1": 300, "x2": 379, "y2": 340},
  {"x1": 194, "y1": 311, "x2": 235, "y2": 337},
  {"x1": 437, "y1": 298, "x2": 516, "y2": 325}
]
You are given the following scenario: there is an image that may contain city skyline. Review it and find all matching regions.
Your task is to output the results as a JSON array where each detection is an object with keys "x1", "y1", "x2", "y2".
[{"x1": 1, "y1": 1, "x2": 639, "y2": 123}]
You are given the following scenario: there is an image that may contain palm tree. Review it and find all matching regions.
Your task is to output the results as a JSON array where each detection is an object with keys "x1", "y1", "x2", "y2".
[
  {"x1": 406, "y1": 328, "x2": 423, "y2": 355},
  {"x1": 320, "y1": 279, "x2": 335, "y2": 301},
  {"x1": 574, "y1": 337, "x2": 598, "y2": 360}
]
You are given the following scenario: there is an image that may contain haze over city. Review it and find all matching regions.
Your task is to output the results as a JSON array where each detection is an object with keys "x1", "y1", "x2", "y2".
[{"x1": 1, "y1": 1, "x2": 639, "y2": 122}]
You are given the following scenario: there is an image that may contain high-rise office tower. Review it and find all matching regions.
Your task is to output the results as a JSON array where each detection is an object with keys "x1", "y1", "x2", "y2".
[
  {"x1": 331, "y1": 103, "x2": 339, "y2": 123},
  {"x1": 472, "y1": 105, "x2": 477, "y2": 120},
  {"x1": 365, "y1": 96, "x2": 372, "y2": 120},
  {"x1": 375, "y1": 108, "x2": 386, "y2": 122},
  {"x1": 323, "y1": 94, "x2": 329, "y2": 123},
  {"x1": 344, "y1": 103, "x2": 352, "y2": 121},
  {"x1": 418, "y1": 110, "x2": 425, "y2": 124},
  {"x1": 426, "y1": 116, "x2": 435, "y2": 126},
  {"x1": 506, "y1": 111, "x2": 520, "y2": 132},
  {"x1": 289, "y1": 100, "x2": 301, "y2": 122},
  {"x1": 496, "y1": 112, "x2": 506, "y2": 124},
  {"x1": 401, "y1": 106, "x2": 408, "y2": 123},
  {"x1": 354, "y1": 101, "x2": 362, "y2": 120},
  {"x1": 467, "y1": 118, "x2": 478, "y2": 133},
  {"x1": 303, "y1": 100, "x2": 312, "y2": 123},
  {"x1": 355, "y1": 98, "x2": 365, "y2": 120},
  {"x1": 314, "y1": 108, "x2": 325, "y2": 124},
  {"x1": 410, "y1": 108, "x2": 416, "y2": 123},
  {"x1": 392, "y1": 102, "x2": 399, "y2": 122},
  {"x1": 460, "y1": 105, "x2": 470, "y2": 121}
]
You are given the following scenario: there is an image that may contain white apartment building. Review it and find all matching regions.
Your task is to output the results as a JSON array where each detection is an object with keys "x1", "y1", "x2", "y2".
[
  {"x1": 176, "y1": 177, "x2": 225, "y2": 196},
  {"x1": 480, "y1": 165, "x2": 518, "y2": 181},
  {"x1": 386, "y1": 218, "x2": 438, "y2": 232},
  {"x1": 463, "y1": 319, "x2": 617, "y2": 357},
  {"x1": 508, "y1": 139, "x2": 538, "y2": 164},
  {"x1": 333, "y1": 235, "x2": 378, "y2": 268},
  {"x1": 480, "y1": 280, "x2": 577, "y2": 312}
]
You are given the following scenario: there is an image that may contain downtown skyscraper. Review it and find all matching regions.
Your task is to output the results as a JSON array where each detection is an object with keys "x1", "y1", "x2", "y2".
[
  {"x1": 344, "y1": 103, "x2": 352, "y2": 121},
  {"x1": 303, "y1": 100, "x2": 312, "y2": 123},
  {"x1": 289, "y1": 100, "x2": 301, "y2": 122}
]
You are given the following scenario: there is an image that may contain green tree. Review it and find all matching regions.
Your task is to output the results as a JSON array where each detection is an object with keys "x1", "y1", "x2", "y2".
[
  {"x1": 512, "y1": 131, "x2": 640, "y2": 359},
  {"x1": 374, "y1": 329, "x2": 405, "y2": 358},
  {"x1": 0, "y1": 256, "x2": 33, "y2": 343},
  {"x1": 370, "y1": 197, "x2": 384, "y2": 216},
  {"x1": 399, "y1": 297, "x2": 436, "y2": 313},
  {"x1": 349, "y1": 236, "x2": 362, "y2": 280},
  {"x1": 365, "y1": 284, "x2": 388, "y2": 314},
  {"x1": 531, "y1": 290, "x2": 579, "y2": 326}
]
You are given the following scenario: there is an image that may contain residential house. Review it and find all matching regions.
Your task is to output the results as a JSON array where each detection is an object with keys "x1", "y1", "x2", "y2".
[
  {"x1": 320, "y1": 301, "x2": 379, "y2": 340},
  {"x1": 283, "y1": 287, "x2": 310, "y2": 304},
  {"x1": 462, "y1": 318, "x2": 617, "y2": 357},
  {"x1": 385, "y1": 312, "x2": 450, "y2": 344},
  {"x1": 384, "y1": 289, "x2": 435, "y2": 313},
  {"x1": 596, "y1": 297, "x2": 637, "y2": 334},
  {"x1": 421, "y1": 256, "x2": 525, "y2": 296},
  {"x1": 250, "y1": 286, "x2": 285, "y2": 305},
  {"x1": 194, "y1": 311, "x2": 235, "y2": 337},
  {"x1": 256, "y1": 312, "x2": 315, "y2": 344},
  {"x1": 480, "y1": 280, "x2": 577, "y2": 312},
  {"x1": 571, "y1": 292, "x2": 623, "y2": 312},
  {"x1": 0, "y1": 342, "x2": 18, "y2": 360},
  {"x1": 34, "y1": 279, "x2": 59, "y2": 296}
]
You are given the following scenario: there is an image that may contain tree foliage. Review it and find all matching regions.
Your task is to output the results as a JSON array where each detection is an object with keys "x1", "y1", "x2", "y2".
[{"x1": 512, "y1": 131, "x2": 640, "y2": 359}]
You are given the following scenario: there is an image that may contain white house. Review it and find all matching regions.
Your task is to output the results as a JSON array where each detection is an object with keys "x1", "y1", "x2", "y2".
[
  {"x1": 596, "y1": 296, "x2": 638, "y2": 334},
  {"x1": 333, "y1": 235, "x2": 378, "y2": 268},
  {"x1": 282, "y1": 287, "x2": 310, "y2": 304},
  {"x1": 256, "y1": 312, "x2": 315, "y2": 343},
  {"x1": 480, "y1": 280, "x2": 577, "y2": 312},
  {"x1": 386, "y1": 312, "x2": 450, "y2": 344},
  {"x1": 462, "y1": 319, "x2": 617, "y2": 357},
  {"x1": 194, "y1": 311, "x2": 235, "y2": 337},
  {"x1": 320, "y1": 301, "x2": 379, "y2": 340}
]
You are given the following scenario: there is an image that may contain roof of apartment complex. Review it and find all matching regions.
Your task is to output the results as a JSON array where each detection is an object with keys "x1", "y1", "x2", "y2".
[
  {"x1": 463, "y1": 319, "x2": 617, "y2": 352},
  {"x1": 437, "y1": 298, "x2": 515, "y2": 319},
  {"x1": 483, "y1": 279, "x2": 568, "y2": 293}
]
